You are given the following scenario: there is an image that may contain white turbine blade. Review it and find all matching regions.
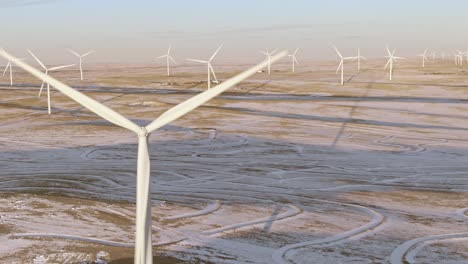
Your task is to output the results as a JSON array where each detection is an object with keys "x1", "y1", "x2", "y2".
[
  {"x1": 294, "y1": 56, "x2": 299, "y2": 65},
  {"x1": 259, "y1": 51, "x2": 268, "y2": 56},
  {"x1": 168, "y1": 56, "x2": 176, "y2": 64},
  {"x1": 67, "y1": 49, "x2": 81, "y2": 57},
  {"x1": 361, "y1": 56, "x2": 368, "y2": 60},
  {"x1": 384, "y1": 58, "x2": 392, "y2": 69},
  {"x1": 209, "y1": 44, "x2": 223, "y2": 62},
  {"x1": 336, "y1": 60, "x2": 343, "y2": 74},
  {"x1": 187, "y1": 59, "x2": 208, "y2": 64},
  {"x1": 82, "y1": 50, "x2": 95, "y2": 57},
  {"x1": 27, "y1": 49, "x2": 47, "y2": 70},
  {"x1": 2, "y1": 62, "x2": 10, "y2": 76},
  {"x1": 394, "y1": 56, "x2": 406, "y2": 60},
  {"x1": 209, "y1": 63, "x2": 218, "y2": 82},
  {"x1": 343, "y1": 57, "x2": 355, "y2": 60},
  {"x1": 167, "y1": 44, "x2": 172, "y2": 54},
  {"x1": 156, "y1": 55, "x2": 167, "y2": 59},
  {"x1": 293, "y1": 48, "x2": 299, "y2": 56},
  {"x1": 145, "y1": 50, "x2": 288, "y2": 133},
  {"x1": 333, "y1": 46, "x2": 343, "y2": 59},
  {"x1": 386, "y1": 45, "x2": 392, "y2": 56},
  {"x1": 1, "y1": 50, "x2": 141, "y2": 134},
  {"x1": 270, "y1": 49, "x2": 278, "y2": 55},
  {"x1": 49, "y1": 64, "x2": 75, "y2": 71}
]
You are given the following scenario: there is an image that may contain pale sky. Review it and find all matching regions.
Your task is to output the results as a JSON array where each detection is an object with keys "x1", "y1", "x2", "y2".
[{"x1": 2, "y1": 0, "x2": 468, "y2": 64}]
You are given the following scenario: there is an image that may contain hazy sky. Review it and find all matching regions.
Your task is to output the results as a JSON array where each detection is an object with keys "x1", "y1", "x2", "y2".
[{"x1": 2, "y1": 0, "x2": 468, "y2": 64}]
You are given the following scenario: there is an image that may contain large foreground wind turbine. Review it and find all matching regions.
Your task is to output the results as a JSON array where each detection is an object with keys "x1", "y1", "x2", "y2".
[
  {"x1": 418, "y1": 49, "x2": 428, "y2": 68},
  {"x1": 3, "y1": 56, "x2": 26, "y2": 86},
  {"x1": 156, "y1": 44, "x2": 176, "y2": 76},
  {"x1": 28, "y1": 50, "x2": 75, "y2": 114},
  {"x1": 0, "y1": 48, "x2": 288, "y2": 264},
  {"x1": 288, "y1": 49, "x2": 299, "y2": 73},
  {"x1": 333, "y1": 46, "x2": 353, "y2": 85},
  {"x1": 259, "y1": 48, "x2": 277, "y2": 75},
  {"x1": 187, "y1": 45, "x2": 223, "y2": 89},
  {"x1": 67, "y1": 49, "x2": 95, "y2": 81},
  {"x1": 384, "y1": 46, "x2": 406, "y2": 81}
]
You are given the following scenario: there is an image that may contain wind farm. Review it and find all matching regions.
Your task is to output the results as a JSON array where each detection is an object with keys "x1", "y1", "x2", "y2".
[{"x1": 1, "y1": 1, "x2": 468, "y2": 264}]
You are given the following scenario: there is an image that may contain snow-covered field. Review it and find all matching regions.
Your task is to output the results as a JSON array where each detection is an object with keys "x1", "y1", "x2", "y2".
[{"x1": 0, "y1": 60, "x2": 467, "y2": 263}]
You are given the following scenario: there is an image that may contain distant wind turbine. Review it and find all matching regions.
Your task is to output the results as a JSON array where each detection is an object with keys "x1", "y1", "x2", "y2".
[
  {"x1": 156, "y1": 44, "x2": 176, "y2": 76},
  {"x1": 1, "y1": 48, "x2": 288, "y2": 264},
  {"x1": 28, "y1": 49, "x2": 75, "y2": 114},
  {"x1": 3, "y1": 56, "x2": 26, "y2": 86},
  {"x1": 418, "y1": 49, "x2": 428, "y2": 68},
  {"x1": 333, "y1": 46, "x2": 353, "y2": 85},
  {"x1": 187, "y1": 45, "x2": 223, "y2": 89},
  {"x1": 259, "y1": 48, "x2": 277, "y2": 75},
  {"x1": 384, "y1": 46, "x2": 405, "y2": 81},
  {"x1": 288, "y1": 48, "x2": 299, "y2": 73},
  {"x1": 353, "y1": 48, "x2": 367, "y2": 72},
  {"x1": 67, "y1": 49, "x2": 94, "y2": 81}
]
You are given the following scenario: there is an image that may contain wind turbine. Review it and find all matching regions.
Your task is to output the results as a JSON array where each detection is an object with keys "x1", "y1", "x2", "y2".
[
  {"x1": 259, "y1": 48, "x2": 277, "y2": 75},
  {"x1": 3, "y1": 56, "x2": 26, "y2": 86},
  {"x1": 156, "y1": 44, "x2": 176, "y2": 76},
  {"x1": 353, "y1": 48, "x2": 367, "y2": 72},
  {"x1": 333, "y1": 46, "x2": 353, "y2": 85},
  {"x1": 187, "y1": 45, "x2": 223, "y2": 89},
  {"x1": 288, "y1": 48, "x2": 299, "y2": 73},
  {"x1": 28, "y1": 49, "x2": 75, "y2": 114},
  {"x1": 0, "y1": 48, "x2": 288, "y2": 264},
  {"x1": 67, "y1": 49, "x2": 94, "y2": 81},
  {"x1": 384, "y1": 46, "x2": 406, "y2": 81},
  {"x1": 418, "y1": 49, "x2": 428, "y2": 68}
]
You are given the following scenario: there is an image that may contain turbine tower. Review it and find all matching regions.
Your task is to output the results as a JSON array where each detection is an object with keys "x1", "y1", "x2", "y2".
[
  {"x1": 259, "y1": 48, "x2": 277, "y2": 75},
  {"x1": 187, "y1": 44, "x2": 223, "y2": 89},
  {"x1": 28, "y1": 49, "x2": 75, "y2": 114},
  {"x1": 67, "y1": 49, "x2": 95, "y2": 81},
  {"x1": 333, "y1": 46, "x2": 353, "y2": 86},
  {"x1": 384, "y1": 46, "x2": 406, "y2": 81},
  {"x1": 288, "y1": 49, "x2": 299, "y2": 73},
  {"x1": 418, "y1": 49, "x2": 428, "y2": 68},
  {"x1": 0, "y1": 48, "x2": 288, "y2": 264},
  {"x1": 156, "y1": 44, "x2": 176, "y2": 76},
  {"x1": 3, "y1": 56, "x2": 26, "y2": 86}
]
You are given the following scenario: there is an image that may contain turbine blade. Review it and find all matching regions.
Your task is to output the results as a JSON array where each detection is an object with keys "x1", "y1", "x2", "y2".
[
  {"x1": 156, "y1": 55, "x2": 167, "y2": 59},
  {"x1": 67, "y1": 49, "x2": 80, "y2": 57},
  {"x1": 270, "y1": 49, "x2": 278, "y2": 55},
  {"x1": 82, "y1": 50, "x2": 95, "y2": 57},
  {"x1": 145, "y1": 50, "x2": 288, "y2": 133},
  {"x1": 209, "y1": 63, "x2": 218, "y2": 82},
  {"x1": 333, "y1": 45, "x2": 343, "y2": 59},
  {"x1": 209, "y1": 44, "x2": 223, "y2": 61},
  {"x1": 293, "y1": 48, "x2": 299, "y2": 56},
  {"x1": 167, "y1": 44, "x2": 172, "y2": 54},
  {"x1": 27, "y1": 49, "x2": 47, "y2": 70},
  {"x1": 1, "y1": 50, "x2": 141, "y2": 134},
  {"x1": 49, "y1": 64, "x2": 75, "y2": 71},
  {"x1": 3, "y1": 62, "x2": 10, "y2": 76},
  {"x1": 384, "y1": 58, "x2": 391, "y2": 69},
  {"x1": 336, "y1": 60, "x2": 343, "y2": 74},
  {"x1": 187, "y1": 59, "x2": 208, "y2": 64},
  {"x1": 259, "y1": 51, "x2": 268, "y2": 56},
  {"x1": 169, "y1": 56, "x2": 176, "y2": 64}
]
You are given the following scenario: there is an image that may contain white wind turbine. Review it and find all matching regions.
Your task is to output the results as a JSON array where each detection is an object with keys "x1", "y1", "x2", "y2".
[
  {"x1": 259, "y1": 48, "x2": 277, "y2": 75},
  {"x1": 333, "y1": 46, "x2": 354, "y2": 86},
  {"x1": 384, "y1": 46, "x2": 406, "y2": 81},
  {"x1": 418, "y1": 49, "x2": 428, "y2": 68},
  {"x1": 187, "y1": 45, "x2": 223, "y2": 89},
  {"x1": 28, "y1": 49, "x2": 75, "y2": 114},
  {"x1": 0, "y1": 48, "x2": 288, "y2": 264},
  {"x1": 156, "y1": 44, "x2": 176, "y2": 76},
  {"x1": 67, "y1": 49, "x2": 94, "y2": 81},
  {"x1": 353, "y1": 48, "x2": 367, "y2": 72},
  {"x1": 3, "y1": 56, "x2": 26, "y2": 86},
  {"x1": 287, "y1": 48, "x2": 299, "y2": 73}
]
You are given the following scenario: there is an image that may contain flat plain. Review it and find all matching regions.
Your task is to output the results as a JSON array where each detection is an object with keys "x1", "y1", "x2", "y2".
[{"x1": 0, "y1": 59, "x2": 467, "y2": 263}]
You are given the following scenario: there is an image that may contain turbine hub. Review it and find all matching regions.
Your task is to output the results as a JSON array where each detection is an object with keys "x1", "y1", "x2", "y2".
[{"x1": 138, "y1": 127, "x2": 149, "y2": 137}]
